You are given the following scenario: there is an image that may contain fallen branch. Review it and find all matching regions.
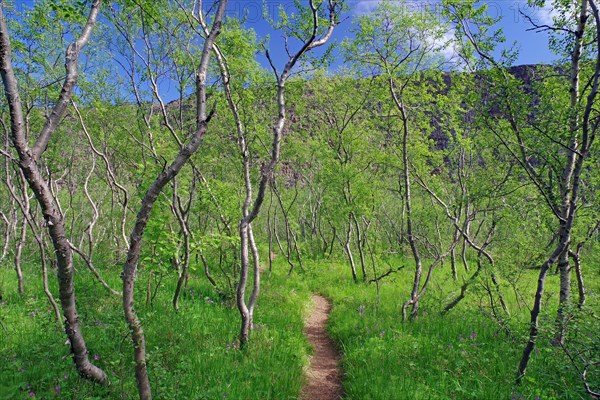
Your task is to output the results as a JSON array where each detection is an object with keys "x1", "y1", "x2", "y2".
[{"x1": 369, "y1": 265, "x2": 405, "y2": 284}]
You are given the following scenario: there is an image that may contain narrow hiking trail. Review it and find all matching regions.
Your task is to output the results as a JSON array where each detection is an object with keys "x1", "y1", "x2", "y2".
[{"x1": 300, "y1": 295, "x2": 344, "y2": 400}]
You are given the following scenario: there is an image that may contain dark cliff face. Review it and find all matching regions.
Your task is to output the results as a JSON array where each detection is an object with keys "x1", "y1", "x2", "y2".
[
  {"x1": 156, "y1": 64, "x2": 554, "y2": 156},
  {"x1": 427, "y1": 64, "x2": 556, "y2": 150},
  {"x1": 508, "y1": 64, "x2": 552, "y2": 85}
]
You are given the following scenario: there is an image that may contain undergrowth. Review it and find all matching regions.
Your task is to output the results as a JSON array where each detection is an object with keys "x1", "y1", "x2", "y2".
[
  {"x1": 0, "y1": 252, "x2": 597, "y2": 399},
  {"x1": 303, "y1": 257, "x2": 599, "y2": 400},
  {"x1": 0, "y1": 261, "x2": 311, "y2": 400}
]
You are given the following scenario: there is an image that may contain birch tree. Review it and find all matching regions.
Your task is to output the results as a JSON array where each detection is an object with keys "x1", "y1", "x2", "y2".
[
  {"x1": 231, "y1": 0, "x2": 341, "y2": 346},
  {"x1": 443, "y1": 0, "x2": 600, "y2": 384},
  {"x1": 0, "y1": 0, "x2": 108, "y2": 384},
  {"x1": 347, "y1": 0, "x2": 453, "y2": 319},
  {"x1": 116, "y1": 1, "x2": 228, "y2": 398}
]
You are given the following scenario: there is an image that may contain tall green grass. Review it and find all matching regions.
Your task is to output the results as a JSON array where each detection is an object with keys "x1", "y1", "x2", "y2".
[
  {"x1": 0, "y1": 253, "x2": 597, "y2": 399},
  {"x1": 0, "y1": 261, "x2": 313, "y2": 399},
  {"x1": 303, "y1": 258, "x2": 599, "y2": 400}
]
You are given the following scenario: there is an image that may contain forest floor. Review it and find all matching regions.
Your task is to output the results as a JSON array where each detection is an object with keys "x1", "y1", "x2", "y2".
[{"x1": 300, "y1": 294, "x2": 344, "y2": 400}]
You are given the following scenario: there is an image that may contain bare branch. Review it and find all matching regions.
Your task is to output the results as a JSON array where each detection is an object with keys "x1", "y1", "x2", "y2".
[{"x1": 31, "y1": 0, "x2": 103, "y2": 160}]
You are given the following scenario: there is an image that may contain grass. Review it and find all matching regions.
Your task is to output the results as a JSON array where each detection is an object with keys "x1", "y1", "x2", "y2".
[
  {"x1": 0, "y1": 259, "x2": 313, "y2": 399},
  {"x1": 0, "y1": 251, "x2": 598, "y2": 399},
  {"x1": 302, "y1": 256, "x2": 599, "y2": 400}
]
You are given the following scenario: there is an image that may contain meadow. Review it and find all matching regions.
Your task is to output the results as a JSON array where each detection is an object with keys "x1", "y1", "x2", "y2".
[{"x1": 1, "y1": 252, "x2": 597, "y2": 399}]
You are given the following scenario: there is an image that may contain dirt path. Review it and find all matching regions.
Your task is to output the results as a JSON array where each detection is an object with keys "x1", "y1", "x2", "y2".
[{"x1": 300, "y1": 294, "x2": 343, "y2": 400}]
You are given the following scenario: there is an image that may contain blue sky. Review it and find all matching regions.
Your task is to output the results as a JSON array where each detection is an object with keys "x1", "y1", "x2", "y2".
[
  {"x1": 228, "y1": 0, "x2": 559, "y2": 68},
  {"x1": 10, "y1": 0, "x2": 558, "y2": 68},
  {"x1": 9, "y1": 0, "x2": 559, "y2": 102}
]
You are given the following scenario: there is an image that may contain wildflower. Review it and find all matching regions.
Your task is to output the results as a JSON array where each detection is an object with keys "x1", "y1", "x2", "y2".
[
  {"x1": 358, "y1": 304, "x2": 366, "y2": 316},
  {"x1": 469, "y1": 332, "x2": 477, "y2": 340},
  {"x1": 63, "y1": 374, "x2": 69, "y2": 379},
  {"x1": 93, "y1": 354, "x2": 100, "y2": 361},
  {"x1": 28, "y1": 391, "x2": 35, "y2": 397},
  {"x1": 227, "y1": 341, "x2": 238, "y2": 350},
  {"x1": 379, "y1": 330, "x2": 385, "y2": 337},
  {"x1": 447, "y1": 343, "x2": 452, "y2": 348},
  {"x1": 54, "y1": 385, "x2": 61, "y2": 396}
]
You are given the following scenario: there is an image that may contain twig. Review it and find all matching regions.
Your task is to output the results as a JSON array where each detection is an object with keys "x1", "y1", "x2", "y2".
[{"x1": 369, "y1": 265, "x2": 405, "y2": 284}]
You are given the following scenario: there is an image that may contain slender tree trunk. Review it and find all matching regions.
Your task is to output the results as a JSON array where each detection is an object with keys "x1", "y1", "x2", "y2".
[
  {"x1": 547, "y1": 0, "x2": 589, "y2": 349},
  {"x1": 267, "y1": 186, "x2": 274, "y2": 277},
  {"x1": 199, "y1": 251, "x2": 217, "y2": 287},
  {"x1": 237, "y1": 221, "x2": 252, "y2": 345},
  {"x1": 272, "y1": 181, "x2": 296, "y2": 275},
  {"x1": 247, "y1": 224, "x2": 260, "y2": 322},
  {"x1": 491, "y1": 271, "x2": 509, "y2": 314},
  {"x1": 0, "y1": 125, "x2": 13, "y2": 265},
  {"x1": 553, "y1": 250, "x2": 571, "y2": 345},
  {"x1": 0, "y1": 211, "x2": 11, "y2": 264},
  {"x1": 5, "y1": 139, "x2": 24, "y2": 294},
  {"x1": 443, "y1": 259, "x2": 483, "y2": 314},
  {"x1": 0, "y1": 1, "x2": 108, "y2": 384},
  {"x1": 7, "y1": 168, "x2": 61, "y2": 322},
  {"x1": 235, "y1": 222, "x2": 261, "y2": 345},
  {"x1": 461, "y1": 218, "x2": 470, "y2": 272},
  {"x1": 351, "y1": 212, "x2": 367, "y2": 282},
  {"x1": 205, "y1": 0, "x2": 338, "y2": 347},
  {"x1": 172, "y1": 180, "x2": 192, "y2": 312},
  {"x1": 328, "y1": 225, "x2": 336, "y2": 257},
  {"x1": 517, "y1": 227, "x2": 570, "y2": 383},
  {"x1": 450, "y1": 226, "x2": 459, "y2": 281},
  {"x1": 123, "y1": 125, "x2": 212, "y2": 398},
  {"x1": 569, "y1": 248, "x2": 586, "y2": 307},
  {"x1": 290, "y1": 228, "x2": 304, "y2": 273},
  {"x1": 339, "y1": 219, "x2": 358, "y2": 283},
  {"x1": 14, "y1": 210, "x2": 25, "y2": 294},
  {"x1": 172, "y1": 233, "x2": 190, "y2": 311},
  {"x1": 21, "y1": 160, "x2": 108, "y2": 383},
  {"x1": 121, "y1": 3, "x2": 227, "y2": 396},
  {"x1": 391, "y1": 80, "x2": 422, "y2": 321}
]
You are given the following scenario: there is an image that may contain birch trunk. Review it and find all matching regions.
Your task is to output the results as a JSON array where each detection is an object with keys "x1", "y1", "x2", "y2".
[
  {"x1": 121, "y1": 2, "x2": 228, "y2": 397},
  {"x1": 0, "y1": 1, "x2": 107, "y2": 384}
]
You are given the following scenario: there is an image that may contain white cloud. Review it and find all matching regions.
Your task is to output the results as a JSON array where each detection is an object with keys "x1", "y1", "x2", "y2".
[
  {"x1": 354, "y1": 0, "x2": 382, "y2": 15},
  {"x1": 352, "y1": 0, "x2": 458, "y2": 63},
  {"x1": 353, "y1": 0, "x2": 440, "y2": 16},
  {"x1": 522, "y1": 0, "x2": 560, "y2": 25},
  {"x1": 537, "y1": 3, "x2": 561, "y2": 25},
  {"x1": 438, "y1": 29, "x2": 458, "y2": 60}
]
